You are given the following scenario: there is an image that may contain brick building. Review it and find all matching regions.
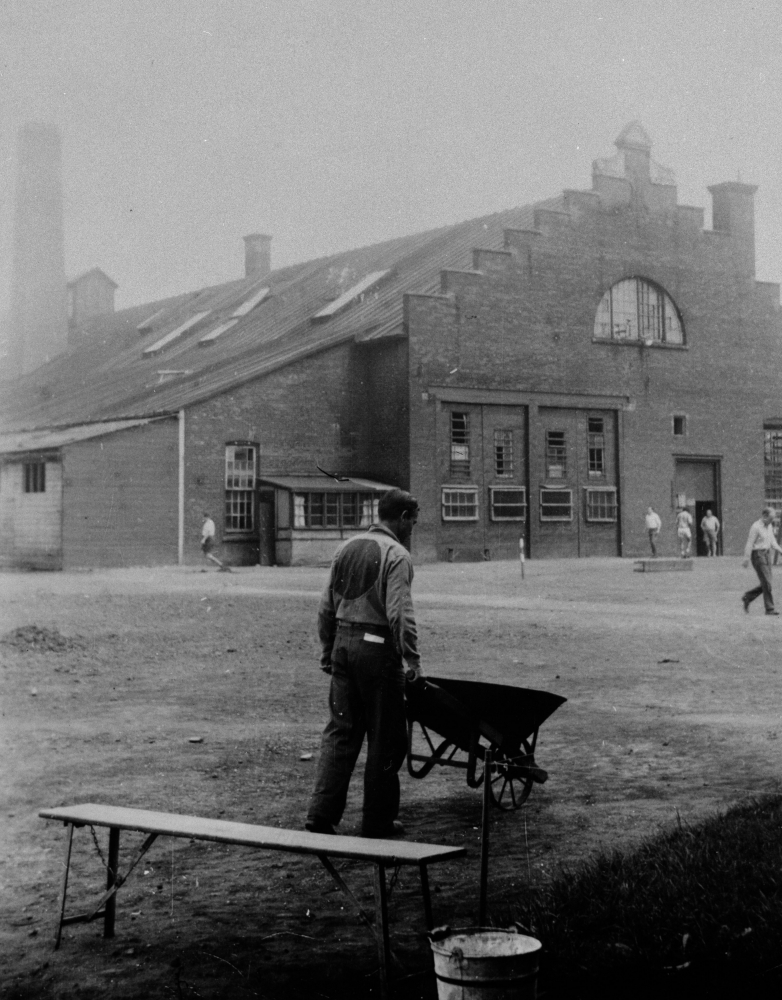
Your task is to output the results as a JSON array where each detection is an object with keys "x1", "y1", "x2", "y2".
[{"x1": 1, "y1": 123, "x2": 780, "y2": 569}]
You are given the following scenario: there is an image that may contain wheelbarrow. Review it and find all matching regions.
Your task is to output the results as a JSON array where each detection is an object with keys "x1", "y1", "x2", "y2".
[{"x1": 405, "y1": 678, "x2": 566, "y2": 810}]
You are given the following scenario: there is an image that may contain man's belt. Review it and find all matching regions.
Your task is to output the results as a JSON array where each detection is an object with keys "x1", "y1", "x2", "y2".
[{"x1": 336, "y1": 621, "x2": 394, "y2": 641}]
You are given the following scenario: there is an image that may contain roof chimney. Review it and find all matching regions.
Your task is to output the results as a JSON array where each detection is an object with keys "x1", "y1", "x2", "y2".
[
  {"x1": 9, "y1": 123, "x2": 68, "y2": 374},
  {"x1": 67, "y1": 268, "x2": 118, "y2": 335},
  {"x1": 243, "y1": 233, "x2": 272, "y2": 279},
  {"x1": 708, "y1": 181, "x2": 757, "y2": 277}
]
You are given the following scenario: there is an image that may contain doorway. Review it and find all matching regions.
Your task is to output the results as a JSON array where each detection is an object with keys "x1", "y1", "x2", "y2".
[
  {"x1": 674, "y1": 459, "x2": 721, "y2": 557},
  {"x1": 257, "y1": 490, "x2": 275, "y2": 565}
]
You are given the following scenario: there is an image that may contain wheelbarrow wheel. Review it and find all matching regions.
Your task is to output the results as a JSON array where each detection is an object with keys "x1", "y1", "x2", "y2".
[{"x1": 488, "y1": 749, "x2": 535, "y2": 810}]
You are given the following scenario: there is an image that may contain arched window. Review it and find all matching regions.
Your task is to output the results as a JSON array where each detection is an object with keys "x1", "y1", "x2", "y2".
[{"x1": 594, "y1": 278, "x2": 684, "y2": 345}]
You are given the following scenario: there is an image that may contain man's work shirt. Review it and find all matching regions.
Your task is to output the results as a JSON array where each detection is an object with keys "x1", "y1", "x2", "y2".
[
  {"x1": 318, "y1": 524, "x2": 419, "y2": 670},
  {"x1": 201, "y1": 518, "x2": 216, "y2": 543},
  {"x1": 645, "y1": 512, "x2": 661, "y2": 531},
  {"x1": 744, "y1": 519, "x2": 782, "y2": 558},
  {"x1": 701, "y1": 515, "x2": 720, "y2": 534}
]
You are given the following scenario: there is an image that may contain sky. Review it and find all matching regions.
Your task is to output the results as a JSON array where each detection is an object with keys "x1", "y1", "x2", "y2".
[{"x1": 1, "y1": 0, "x2": 781, "y2": 312}]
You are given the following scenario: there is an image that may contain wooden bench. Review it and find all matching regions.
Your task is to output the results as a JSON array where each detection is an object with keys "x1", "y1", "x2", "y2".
[{"x1": 40, "y1": 803, "x2": 465, "y2": 998}]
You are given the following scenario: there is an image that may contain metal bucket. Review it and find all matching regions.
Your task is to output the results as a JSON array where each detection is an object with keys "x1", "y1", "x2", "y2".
[{"x1": 430, "y1": 927, "x2": 541, "y2": 1000}]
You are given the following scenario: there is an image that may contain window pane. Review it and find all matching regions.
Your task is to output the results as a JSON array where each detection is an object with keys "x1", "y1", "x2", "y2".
[
  {"x1": 23, "y1": 462, "x2": 46, "y2": 493},
  {"x1": 585, "y1": 488, "x2": 617, "y2": 522},
  {"x1": 610, "y1": 279, "x2": 638, "y2": 340},
  {"x1": 540, "y1": 489, "x2": 572, "y2": 520},
  {"x1": 450, "y1": 412, "x2": 470, "y2": 476},
  {"x1": 546, "y1": 431, "x2": 567, "y2": 479},
  {"x1": 765, "y1": 430, "x2": 782, "y2": 505},
  {"x1": 360, "y1": 495, "x2": 378, "y2": 526},
  {"x1": 225, "y1": 489, "x2": 254, "y2": 531},
  {"x1": 342, "y1": 493, "x2": 358, "y2": 526},
  {"x1": 293, "y1": 494, "x2": 306, "y2": 528},
  {"x1": 494, "y1": 429, "x2": 513, "y2": 477},
  {"x1": 490, "y1": 487, "x2": 526, "y2": 520},
  {"x1": 442, "y1": 488, "x2": 478, "y2": 520},
  {"x1": 309, "y1": 493, "x2": 324, "y2": 527},
  {"x1": 587, "y1": 418, "x2": 605, "y2": 477},
  {"x1": 594, "y1": 279, "x2": 684, "y2": 345},
  {"x1": 225, "y1": 444, "x2": 256, "y2": 489},
  {"x1": 325, "y1": 493, "x2": 340, "y2": 526}
]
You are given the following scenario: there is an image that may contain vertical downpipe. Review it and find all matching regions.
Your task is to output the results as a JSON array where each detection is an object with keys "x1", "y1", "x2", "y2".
[{"x1": 178, "y1": 409, "x2": 185, "y2": 565}]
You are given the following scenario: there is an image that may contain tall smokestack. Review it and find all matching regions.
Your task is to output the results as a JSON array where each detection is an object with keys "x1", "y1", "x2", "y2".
[{"x1": 9, "y1": 123, "x2": 68, "y2": 374}]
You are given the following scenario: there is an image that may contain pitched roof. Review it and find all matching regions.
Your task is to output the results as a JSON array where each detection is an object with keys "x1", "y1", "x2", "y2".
[
  {"x1": 0, "y1": 198, "x2": 558, "y2": 432},
  {"x1": 0, "y1": 417, "x2": 170, "y2": 455}
]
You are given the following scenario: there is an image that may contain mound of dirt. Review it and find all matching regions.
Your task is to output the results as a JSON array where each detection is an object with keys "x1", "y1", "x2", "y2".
[{"x1": 1, "y1": 625, "x2": 84, "y2": 653}]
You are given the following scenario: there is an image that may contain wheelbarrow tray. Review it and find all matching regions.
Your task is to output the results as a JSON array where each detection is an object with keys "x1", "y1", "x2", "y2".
[{"x1": 406, "y1": 678, "x2": 566, "y2": 756}]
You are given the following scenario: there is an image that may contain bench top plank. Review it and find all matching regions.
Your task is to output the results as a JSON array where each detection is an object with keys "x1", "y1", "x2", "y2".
[{"x1": 39, "y1": 804, "x2": 465, "y2": 866}]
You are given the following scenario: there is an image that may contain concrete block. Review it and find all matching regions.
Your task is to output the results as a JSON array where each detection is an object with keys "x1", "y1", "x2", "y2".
[{"x1": 634, "y1": 558, "x2": 694, "y2": 572}]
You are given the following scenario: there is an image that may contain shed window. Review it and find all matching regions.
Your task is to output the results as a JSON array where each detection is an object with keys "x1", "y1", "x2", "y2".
[
  {"x1": 489, "y1": 487, "x2": 526, "y2": 521},
  {"x1": 585, "y1": 487, "x2": 618, "y2": 522},
  {"x1": 292, "y1": 492, "x2": 379, "y2": 529},
  {"x1": 225, "y1": 444, "x2": 256, "y2": 531},
  {"x1": 24, "y1": 461, "x2": 46, "y2": 493},
  {"x1": 594, "y1": 278, "x2": 684, "y2": 344},
  {"x1": 540, "y1": 488, "x2": 572, "y2": 521},
  {"x1": 442, "y1": 487, "x2": 478, "y2": 521}
]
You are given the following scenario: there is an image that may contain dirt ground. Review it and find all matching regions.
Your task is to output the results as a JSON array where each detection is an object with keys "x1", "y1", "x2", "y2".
[{"x1": 2, "y1": 556, "x2": 782, "y2": 998}]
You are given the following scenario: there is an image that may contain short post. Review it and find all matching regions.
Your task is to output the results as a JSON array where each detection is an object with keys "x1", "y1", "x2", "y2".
[
  {"x1": 479, "y1": 748, "x2": 492, "y2": 925},
  {"x1": 519, "y1": 538, "x2": 525, "y2": 579}
]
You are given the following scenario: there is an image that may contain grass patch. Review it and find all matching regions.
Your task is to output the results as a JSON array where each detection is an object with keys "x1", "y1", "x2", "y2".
[{"x1": 518, "y1": 795, "x2": 782, "y2": 999}]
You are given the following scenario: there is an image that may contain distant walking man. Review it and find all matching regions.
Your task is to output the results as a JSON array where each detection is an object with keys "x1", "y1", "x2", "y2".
[
  {"x1": 645, "y1": 506, "x2": 662, "y2": 556},
  {"x1": 200, "y1": 513, "x2": 224, "y2": 569},
  {"x1": 306, "y1": 488, "x2": 424, "y2": 839},
  {"x1": 700, "y1": 509, "x2": 720, "y2": 557},
  {"x1": 676, "y1": 506, "x2": 693, "y2": 558},
  {"x1": 741, "y1": 506, "x2": 782, "y2": 615}
]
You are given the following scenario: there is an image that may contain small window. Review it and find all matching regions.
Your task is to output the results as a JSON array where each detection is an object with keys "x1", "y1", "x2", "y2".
[
  {"x1": 494, "y1": 429, "x2": 514, "y2": 477},
  {"x1": 546, "y1": 430, "x2": 567, "y2": 479},
  {"x1": 450, "y1": 412, "x2": 470, "y2": 476},
  {"x1": 292, "y1": 492, "x2": 378, "y2": 529},
  {"x1": 673, "y1": 415, "x2": 687, "y2": 437},
  {"x1": 442, "y1": 487, "x2": 479, "y2": 521},
  {"x1": 540, "y1": 488, "x2": 573, "y2": 521},
  {"x1": 585, "y1": 487, "x2": 618, "y2": 522},
  {"x1": 587, "y1": 417, "x2": 605, "y2": 477},
  {"x1": 24, "y1": 461, "x2": 46, "y2": 493},
  {"x1": 490, "y1": 487, "x2": 527, "y2": 521},
  {"x1": 225, "y1": 444, "x2": 256, "y2": 532}
]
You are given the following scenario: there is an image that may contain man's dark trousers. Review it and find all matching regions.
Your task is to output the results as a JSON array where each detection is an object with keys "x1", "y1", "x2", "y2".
[
  {"x1": 307, "y1": 627, "x2": 407, "y2": 836},
  {"x1": 745, "y1": 550, "x2": 775, "y2": 612}
]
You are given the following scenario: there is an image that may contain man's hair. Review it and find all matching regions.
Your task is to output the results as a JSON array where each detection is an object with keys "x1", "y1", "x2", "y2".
[
  {"x1": 378, "y1": 488, "x2": 419, "y2": 522},
  {"x1": 763, "y1": 506, "x2": 777, "y2": 518}
]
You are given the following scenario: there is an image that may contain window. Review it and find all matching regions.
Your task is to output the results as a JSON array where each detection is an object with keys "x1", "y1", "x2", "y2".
[
  {"x1": 225, "y1": 444, "x2": 256, "y2": 531},
  {"x1": 540, "y1": 488, "x2": 573, "y2": 521},
  {"x1": 594, "y1": 278, "x2": 684, "y2": 345},
  {"x1": 442, "y1": 487, "x2": 479, "y2": 521},
  {"x1": 585, "y1": 487, "x2": 618, "y2": 522},
  {"x1": 764, "y1": 429, "x2": 782, "y2": 509},
  {"x1": 489, "y1": 487, "x2": 526, "y2": 521},
  {"x1": 673, "y1": 415, "x2": 687, "y2": 437},
  {"x1": 587, "y1": 417, "x2": 605, "y2": 477},
  {"x1": 494, "y1": 429, "x2": 514, "y2": 477},
  {"x1": 292, "y1": 492, "x2": 379, "y2": 529},
  {"x1": 450, "y1": 412, "x2": 470, "y2": 476},
  {"x1": 24, "y1": 461, "x2": 46, "y2": 493},
  {"x1": 546, "y1": 430, "x2": 567, "y2": 479}
]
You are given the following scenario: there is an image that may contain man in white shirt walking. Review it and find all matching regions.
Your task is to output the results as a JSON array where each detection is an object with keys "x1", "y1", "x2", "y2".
[
  {"x1": 741, "y1": 507, "x2": 782, "y2": 615},
  {"x1": 644, "y1": 506, "x2": 662, "y2": 556}
]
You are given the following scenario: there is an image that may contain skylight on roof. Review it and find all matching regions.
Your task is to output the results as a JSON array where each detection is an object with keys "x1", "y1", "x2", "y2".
[
  {"x1": 142, "y1": 311, "x2": 211, "y2": 356},
  {"x1": 198, "y1": 319, "x2": 239, "y2": 345},
  {"x1": 137, "y1": 307, "x2": 167, "y2": 332},
  {"x1": 232, "y1": 286, "x2": 269, "y2": 317},
  {"x1": 312, "y1": 270, "x2": 390, "y2": 321}
]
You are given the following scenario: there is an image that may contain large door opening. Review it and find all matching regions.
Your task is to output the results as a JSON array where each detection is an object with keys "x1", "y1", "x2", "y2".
[{"x1": 674, "y1": 459, "x2": 721, "y2": 557}]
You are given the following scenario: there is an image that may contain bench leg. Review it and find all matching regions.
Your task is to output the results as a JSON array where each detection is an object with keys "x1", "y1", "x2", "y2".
[
  {"x1": 104, "y1": 827, "x2": 120, "y2": 939},
  {"x1": 54, "y1": 823, "x2": 75, "y2": 950},
  {"x1": 419, "y1": 863, "x2": 433, "y2": 929},
  {"x1": 373, "y1": 863, "x2": 391, "y2": 1000}
]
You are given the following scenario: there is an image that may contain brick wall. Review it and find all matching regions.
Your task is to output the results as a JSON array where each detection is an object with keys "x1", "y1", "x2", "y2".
[{"x1": 406, "y1": 188, "x2": 782, "y2": 559}]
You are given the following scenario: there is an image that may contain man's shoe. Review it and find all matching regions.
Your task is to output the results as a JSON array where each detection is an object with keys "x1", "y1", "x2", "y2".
[
  {"x1": 305, "y1": 819, "x2": 336, "y2": 835},
  {"x1": 766, "y1": 610, "x2": 780, "y2": 616},
  {"x1": 362, "y1": 820, "x2": 404, "y2": 839},
  {"x1": 742, "y1": 596, "x2": 750, "y2": 613}
]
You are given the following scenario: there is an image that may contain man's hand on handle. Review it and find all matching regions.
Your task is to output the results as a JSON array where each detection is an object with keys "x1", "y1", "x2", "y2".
[{"x1": 405, "y1": 662, "x2": 426, "y2": 687}]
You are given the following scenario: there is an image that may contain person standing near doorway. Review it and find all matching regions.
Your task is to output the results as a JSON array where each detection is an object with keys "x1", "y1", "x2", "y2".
[
  {"x1": 645, "y1": 506, "x2": 662, "y2": 556},
  {"x1": 741, "y1": 507, "x2": 782, "y2": 615},
  {"x1": 700, "y1": 509, "x2": 720, "y2": 557},
  {"x1": 676, "y1": 506, "x2": 693, "y2": 558},
  {"x1": 200, "y1": 512, "x2": 225, "y2": 570}
]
